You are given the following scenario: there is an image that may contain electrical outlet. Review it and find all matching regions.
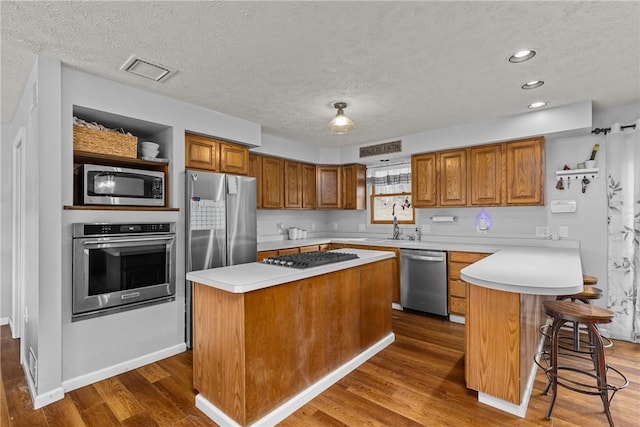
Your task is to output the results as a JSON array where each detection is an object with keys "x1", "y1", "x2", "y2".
[
  {"x1": 276, "y1": 223, "x2": 284, "y2": 233},
  {"x1": 421, "y1": 224, "x2": 431, "y2": 233},
  {"x1": 311, "y1": 223, "x2": 317, "y2": 231},
  {"x1": 331, "y1": 222, "x2": 338, "y2": 231},
  {"x1": 358, "y1": 223, "x2": 366, "y2": 232},
  {"x1": 559, "y1": 226, "x2": 569, "y2": 238},
  {"x1": 536, "y1": 226, "x2": 548, "y2": 237}
]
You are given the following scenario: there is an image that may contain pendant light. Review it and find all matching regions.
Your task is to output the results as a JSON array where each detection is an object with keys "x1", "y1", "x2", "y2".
[{"x1": 327, "y1": 102, "x2": 355, "y2": 134}]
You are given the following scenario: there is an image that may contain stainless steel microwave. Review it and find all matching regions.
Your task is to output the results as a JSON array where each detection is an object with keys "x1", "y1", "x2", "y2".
[{"x1": 83, "y1": 164, "x2": 165, "y2": 206}]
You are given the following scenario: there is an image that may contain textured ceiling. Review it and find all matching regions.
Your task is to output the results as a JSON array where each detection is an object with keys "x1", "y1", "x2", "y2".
[{"x1": 1, "y1": 1, "x2": 639, "y2": 147}]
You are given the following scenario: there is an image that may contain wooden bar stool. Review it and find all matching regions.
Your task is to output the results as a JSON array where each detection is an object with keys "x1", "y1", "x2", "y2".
[
  {"x1": 554, "y1": 275, "x2": 607, "y2": 351},
  {"x1": 540, "y1": 300, "x2": 628, "y2": 427}
]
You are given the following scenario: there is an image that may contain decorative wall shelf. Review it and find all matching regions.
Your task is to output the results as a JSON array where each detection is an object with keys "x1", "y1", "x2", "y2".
[{"x1": 555, "y1": 168, "x2": 599, "y2": 181}]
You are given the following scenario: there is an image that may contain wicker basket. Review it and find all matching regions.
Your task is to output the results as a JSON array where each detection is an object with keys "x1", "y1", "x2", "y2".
[{"x1": 73, "y1": 126, "x2": 138, "y2": 158}]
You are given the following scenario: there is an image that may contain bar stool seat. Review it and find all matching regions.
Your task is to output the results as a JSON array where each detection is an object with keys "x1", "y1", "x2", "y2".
[
  {"x1": 550, "y1": 275, "x2": 609, "y2": 350},
  {"x1": 537, "y1": 300, "x2": 628, "y2": 427}
]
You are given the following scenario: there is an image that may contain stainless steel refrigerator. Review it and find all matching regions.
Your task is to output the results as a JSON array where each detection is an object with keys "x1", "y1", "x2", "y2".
[{"x1": 185, "y1": 170, "x2": 257, "y2": 347}]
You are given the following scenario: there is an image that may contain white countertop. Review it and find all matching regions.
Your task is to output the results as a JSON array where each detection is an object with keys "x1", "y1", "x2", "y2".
[
  {"x1": 258, "y1": 235, "x2": 579, "y2": 253},
  {"x1": 187, "y1": 249, "x2": 395, "y2": 294},
  {"x1": 460, "y1": 247, "x2": 583, "y2": 295}
]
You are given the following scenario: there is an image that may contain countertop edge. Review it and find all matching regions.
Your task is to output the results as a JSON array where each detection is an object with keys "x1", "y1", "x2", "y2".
[{"x1": 187, "y1": 249, "x2": 395, "y2": 293}]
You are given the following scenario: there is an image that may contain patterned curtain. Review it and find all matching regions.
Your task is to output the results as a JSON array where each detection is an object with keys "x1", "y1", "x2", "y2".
[
  {"x1": 606, "y1": 120, "x2": 640, "y2": 342},
  {"x1": 366, "y1": 163, "x2": 411, "y2": 194}
]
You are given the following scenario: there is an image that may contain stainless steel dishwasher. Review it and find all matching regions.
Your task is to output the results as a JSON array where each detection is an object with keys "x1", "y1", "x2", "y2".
[{"x1": 400, "y1": 249, "x2": 448, "y2": 315}]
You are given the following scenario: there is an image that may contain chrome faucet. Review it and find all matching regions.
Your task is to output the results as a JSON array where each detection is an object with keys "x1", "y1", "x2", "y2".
[{"x1": 392, "y1": 216, "x2": 400, "y2": 240}]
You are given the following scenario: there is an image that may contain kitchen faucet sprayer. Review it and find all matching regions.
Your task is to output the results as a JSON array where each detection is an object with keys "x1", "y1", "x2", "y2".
[{"x1": 393, "y1": 216, "x2": 400, "y2": 240}]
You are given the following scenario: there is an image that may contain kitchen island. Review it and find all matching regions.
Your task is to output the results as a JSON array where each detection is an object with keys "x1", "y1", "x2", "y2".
[
  {"x1": 187, "y1": 249, "x2": 395, "y2": 426},
  {"x1": 461, "y1": 247, "x2": 583, "y2": 417}
]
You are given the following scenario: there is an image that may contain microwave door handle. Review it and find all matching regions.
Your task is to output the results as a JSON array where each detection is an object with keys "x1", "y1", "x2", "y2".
[{"x1": 82, "y1": 236, "x2": 175, "y2": 246}]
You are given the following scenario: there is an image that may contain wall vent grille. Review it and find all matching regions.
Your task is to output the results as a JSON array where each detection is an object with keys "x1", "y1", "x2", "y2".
[{"x1": 359, "y1": 140, "x2": 402, "y2": 158}]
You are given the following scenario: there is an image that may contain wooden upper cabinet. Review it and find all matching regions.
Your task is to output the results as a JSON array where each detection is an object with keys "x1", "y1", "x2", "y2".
[
  {"x1": 437, "y1": 149, "x2": 467, "y2": 206},
  {"x1": 261, "y1": 156, "x2": 284, "y2": 209},
  {"x1": 284, "y1": 160, "x2": 302, "y2": 208},
  {"x1": 412, "y1": 153, "x2": 437, "y2": 207},
  {"x1": 469, "y1": 144, "x2": 503, "y2": 206},
  {"x1": 505, "y1": 137, "x2": 545, "y2": 205},
  {"x1": 341, "y1": 164, "x2": 366, "y2": 210},
  {"x1": 316, "y1": 165, "x2": 341, "y2": 209},
  {"x1": 248, "y1": 154, "x2": 262, "y2": 208},
  {"x1": 220, "y1": 142, "x2": 249, "y2": 175},
  {"x1": 302, "y1": 163, "x2": 316, "y2": 209},
  {"x1": 185, "y1": 133, "x2": 218, "y2": 171},
  {"x1": 185, "y1": 133, "x2": 248, "y2": 175}
]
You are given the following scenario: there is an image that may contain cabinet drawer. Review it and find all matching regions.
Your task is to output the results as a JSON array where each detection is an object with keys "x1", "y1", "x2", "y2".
[
  {"x1": 449, "y1": 251, "x2": 490, "y2": 263},
  {"x1": 450, "y1": 280, "x2": 467, "y2": 298},
  {"x1": 257, "y1": 250, "x2": 278, "y2": 261},
  {"x1": 278, "y1": 247, "x2": 300, "y2": 256},
  {"x1": 450, "y1": 296, "x2": 466, "y2": 315},
  {"x1": 449, "y1": 262, "x2": 470, "y2": 280},
  {"x1": 299, "y1": 245, "x2": 320, "y2": 253}
]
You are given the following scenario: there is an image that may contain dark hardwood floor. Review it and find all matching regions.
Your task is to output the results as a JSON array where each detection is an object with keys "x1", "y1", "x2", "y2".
[{"x1": 2, "y1": 310, "x2": 638, "y2": 426}]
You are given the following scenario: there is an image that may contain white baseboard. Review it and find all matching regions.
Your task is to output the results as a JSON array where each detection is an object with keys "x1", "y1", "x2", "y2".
[
  {"x1": 22, "y1": 359, "x2": 65, "y2": 409},
  {"x1": 449, "y1": 314, "x2": 465, "y2": 324},
  {"x1": 0, "y1": 317, "x2": 8, "y2": 325},
  {"x1": 196, "y1": 333, "x2": 396, "y2": 426},
  {"x1": 391, "y1": 302, "x2": 403, "y2": 310},
  {"x1": 477, "y1": 334, "x2": 546, "y2": 418},
  {"x1": 62, "y1": 343, "x2": 186, "y2": 393}
]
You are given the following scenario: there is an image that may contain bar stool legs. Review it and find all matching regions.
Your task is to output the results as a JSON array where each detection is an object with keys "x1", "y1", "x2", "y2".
[{"x1": 538, "y1": 300, "x2": 628, "y2": 427}]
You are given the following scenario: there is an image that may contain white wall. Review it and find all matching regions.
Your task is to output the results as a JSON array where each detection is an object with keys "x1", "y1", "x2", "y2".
[
  {"x1": 0, "y1": 122, "x2": 12, "y2": 322},
  {"x1": 545, "y1": 102, "x2": 640, "y2": 308},
  {"x1": 0, "y1": 59, "x2": 266, "y2": 405},
  {"x1": 59, "y1": 66, "x2": 263, "y2": 384}
]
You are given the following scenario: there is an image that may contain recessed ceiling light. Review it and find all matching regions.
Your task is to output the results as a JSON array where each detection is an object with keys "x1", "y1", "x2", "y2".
[
  {"x1": 528, "y1": 101, "x2": 547, "y2": 109},
  {"x1": 509, "y1": 49, "x2": 536, "y2": 63},
  {"x1": 521, "y1": 80, "x2": 544, "y2": 90}
]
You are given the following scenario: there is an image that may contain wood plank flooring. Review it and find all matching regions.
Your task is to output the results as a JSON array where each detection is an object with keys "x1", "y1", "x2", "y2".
[{"x1": 2, "y1": 310, "x2": 638, "y2": 426}]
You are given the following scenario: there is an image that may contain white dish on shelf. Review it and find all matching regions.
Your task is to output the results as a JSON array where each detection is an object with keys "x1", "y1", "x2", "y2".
[
  {"x1": 139, "y1": 156, "x2": 169, "y2": 163},
  {"x1": 140, "y1": 141, "x2": 159, "y2": 149},
  {"x1": 141, "y1": 149, "x2": 159, "y2": 158}
]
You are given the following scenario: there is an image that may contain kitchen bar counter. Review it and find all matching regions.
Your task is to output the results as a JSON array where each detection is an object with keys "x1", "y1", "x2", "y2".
[
  {"x1": 460, "y1": 247, "x2": 583, "y2": 295},
  {"x1": 459, "y1": 246, "x2": 583, "y2": 418}
]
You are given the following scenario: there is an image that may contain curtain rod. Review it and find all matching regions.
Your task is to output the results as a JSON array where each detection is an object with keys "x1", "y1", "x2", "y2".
[{"x1": 592, "y1": 123, "x2": 637, "y2": 135}]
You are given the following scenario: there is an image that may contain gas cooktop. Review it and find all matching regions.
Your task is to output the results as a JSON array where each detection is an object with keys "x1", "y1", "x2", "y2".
[{"x1": 262, "y1": 251, "x2": 359, "y2": 269}]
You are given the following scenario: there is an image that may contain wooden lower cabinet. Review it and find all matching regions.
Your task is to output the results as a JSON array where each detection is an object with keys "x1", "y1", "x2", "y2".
[
  {"x1": 448, "y1": 251, "x2": 490, "y2": 316},
  {"x1": 465, "y1": 285, "x2": 549, "y2": 405},
  {"x1": 371, "y1": 246, "x2": 400, "y2": 303},
  {"x1": 192, "y1": 259, "x2": 393, "y2": 425},
  {"x1": 299, "y1": 245, "x2": 320, "y2": 253}
]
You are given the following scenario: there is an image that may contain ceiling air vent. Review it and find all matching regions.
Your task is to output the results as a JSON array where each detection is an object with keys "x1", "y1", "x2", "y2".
[
  {"x1": 360, "y1": 140, "x2": 402, "y2": 158},
  {"x1": 120, "y1": 55, "x2": 177, "y2": 82}
]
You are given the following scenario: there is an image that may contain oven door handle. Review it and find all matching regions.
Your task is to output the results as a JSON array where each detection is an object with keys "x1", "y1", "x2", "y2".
[{"x1": 82, "y1": 236, "x2": 175, "y2": 246}]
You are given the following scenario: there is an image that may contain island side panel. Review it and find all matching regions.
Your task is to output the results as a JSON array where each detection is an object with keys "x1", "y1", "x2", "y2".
[
  {"x1": 243, "y1": 268, "x2": 361, "y2": 424},
  {"x1": 360, "y1": 258, "x2": 393, "y2": 349},
  {"x1": 465, "y1": 284, "x2": 521, "y2": 404},
  {"x1": 519, "y1": 293, "x2": 550, "y2": 398},
  {"x1": 193, "y1": 283, "x2": 247, "y2": 425}
]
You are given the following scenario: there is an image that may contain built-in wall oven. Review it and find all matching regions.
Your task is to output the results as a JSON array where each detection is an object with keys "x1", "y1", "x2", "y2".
[{"x1": 72, "y1": 222, "x2": 176, "y2": 321}]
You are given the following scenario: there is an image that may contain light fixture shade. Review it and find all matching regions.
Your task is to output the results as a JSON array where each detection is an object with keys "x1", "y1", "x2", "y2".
[{"x1": 328, "y1": 102, "x2": 355, "y2": 134}]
